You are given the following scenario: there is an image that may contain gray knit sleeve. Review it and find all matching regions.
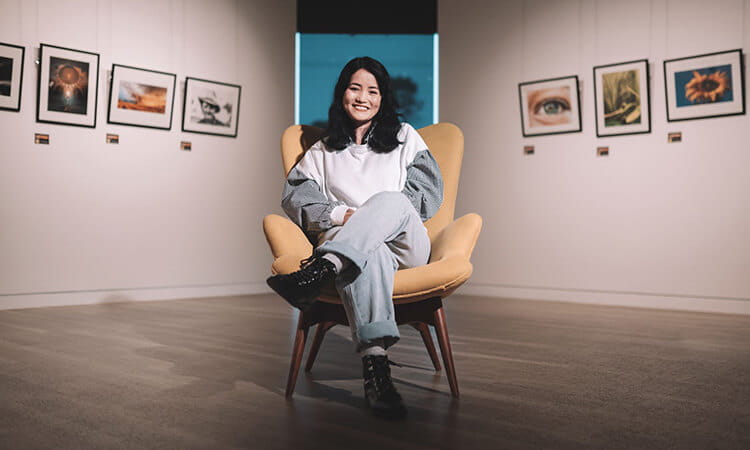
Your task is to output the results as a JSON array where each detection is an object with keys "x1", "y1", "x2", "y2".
[
  {"x1": 402, "y1": 149, "x2": 444, "y2": 221},
  {"x1": 281, "y1": 167, "x2": 341, "y2": 241}
]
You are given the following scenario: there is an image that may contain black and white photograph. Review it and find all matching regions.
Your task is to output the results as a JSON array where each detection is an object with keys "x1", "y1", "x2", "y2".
[
  {"x1": 0, "y1": 42, "x2": 25, "y2": 112},
  {"x1": 36, "y1": 43, "x2": 100, "y2": 127},
  {"x1": 182, "y1": 77, "x2": 241, "y2": 137}
]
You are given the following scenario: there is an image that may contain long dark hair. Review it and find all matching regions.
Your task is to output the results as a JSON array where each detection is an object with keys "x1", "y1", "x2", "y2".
[{"x1": 323, "y1": 57, "x2": 402, "y2": 153}]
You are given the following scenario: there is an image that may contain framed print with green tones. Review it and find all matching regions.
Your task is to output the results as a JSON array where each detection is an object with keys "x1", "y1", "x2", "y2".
[
  {"x1": 663, "y1": 49, "x2": 745, "y2": 122},
  {"x1": 518, "y1": 75, "x2": 582, "y2": 137},
  {"x1": 593, "y1": 59, "x2": 651, "y2": 137}
]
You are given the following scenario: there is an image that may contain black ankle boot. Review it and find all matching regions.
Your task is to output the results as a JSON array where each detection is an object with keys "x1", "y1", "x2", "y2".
[
  {"x1": 362, "y1": 355, "x2": 407, "y2": 419},
  {"x1": 266, "y1": 255, "x2": 336, "y2": 311}
]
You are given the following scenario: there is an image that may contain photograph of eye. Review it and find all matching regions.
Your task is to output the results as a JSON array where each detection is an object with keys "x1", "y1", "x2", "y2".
[
  {"x1": 674, "y1": 64, "x2": 733, "y2": 107},
  {"x1": 519, "y1": 75, "x2": 581, "y2": 136},
  {"x1": 527, "y1": 86, "x2": 571, "y2": 127},
  {"x1": 602, "y1": 69, "x2": 641, "y2": 127}
]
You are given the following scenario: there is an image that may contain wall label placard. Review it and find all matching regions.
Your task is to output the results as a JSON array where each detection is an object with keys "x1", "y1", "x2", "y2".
[
  {"x1": 180, "y1": 141, "x2": 192, "y2": 151},
  {"x1": 668, "y1": 132, "x2": 682, "y2": 143},
  {"x1": 34, "y1": 133, "x2": 49, "y2": 144},
  {"x1": 106, "y1": 133, "x2": 119, "y2": 144},
  {"x1": 597, "y1": 146, "x2": 609, "y2": 157}
]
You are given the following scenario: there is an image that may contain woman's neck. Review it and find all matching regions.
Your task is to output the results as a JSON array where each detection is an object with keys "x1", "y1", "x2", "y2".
[{"x1": 353, "y1": 121, "x2": 372, "y2": 145}]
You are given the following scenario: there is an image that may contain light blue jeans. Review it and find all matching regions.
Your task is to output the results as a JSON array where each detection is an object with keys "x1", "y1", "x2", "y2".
[{"x1": 316, "y1": 191, "x2": 431, "y2": 351}]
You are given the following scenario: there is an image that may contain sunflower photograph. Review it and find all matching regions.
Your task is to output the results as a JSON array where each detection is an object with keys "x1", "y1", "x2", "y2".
[
  {"x1": 674, "y1": 64, "x2": 733, "y2": 107},
  {"x1": 664, "y1": 49, "x2": 745, "y2": 122}
]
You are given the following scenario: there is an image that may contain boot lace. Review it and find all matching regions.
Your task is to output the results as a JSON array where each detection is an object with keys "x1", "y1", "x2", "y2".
[
  {"x1": 285, "y1": 256, "x2": 331, "y2": 286},
  {"x1": 365, "y1": 356, "x2": 401, "y2": 399}
]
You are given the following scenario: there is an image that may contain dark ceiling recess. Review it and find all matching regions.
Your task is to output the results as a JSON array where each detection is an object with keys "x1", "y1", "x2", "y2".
[{"x1": 297, "y1": 0, "x2": 437, "y2": 34}]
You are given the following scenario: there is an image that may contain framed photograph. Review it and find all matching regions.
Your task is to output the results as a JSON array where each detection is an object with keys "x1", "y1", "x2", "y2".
[
  {"x1": 107, "y1": 64, "x2": 176, "y2": 130},
  {"x1": 518, "y1": 75, "x2": 581, "y2": 137},
  {"x1": 0, "y1": 42, "x2": 25, "y2": 112},
  {"x1": 182, "y1": 77, "x2": 241, "y2": 137},
  {"x1": 593, "y1": 59, "x2": 651, "y2": 137},
  {"x1": 37, "y1": 43, "x2": 100, "y2": 128},
  {"x1": 664, "y1": 49, "x2": 745, "y2": 122}
]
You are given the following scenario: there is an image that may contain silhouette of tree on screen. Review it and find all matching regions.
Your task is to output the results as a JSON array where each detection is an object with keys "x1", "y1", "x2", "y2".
[{"x1": 392, "y1": 76, "x2": 423, "y2": 123}]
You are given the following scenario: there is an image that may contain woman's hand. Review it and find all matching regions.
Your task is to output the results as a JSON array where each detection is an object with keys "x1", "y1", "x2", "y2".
[{"x1": 343, "y1": 208, "x2": 355, "y2": 224}]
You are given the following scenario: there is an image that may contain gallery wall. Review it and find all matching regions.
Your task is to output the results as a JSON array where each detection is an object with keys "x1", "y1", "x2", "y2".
[
  {"x1": 0, "y1": 0, "x2": 295, "y2": 309},
  {"x1": 441, "y1": 0, "x2": 750, "y2": 314},
  {"x1": 3, "y1": 0, "x2": 749, "y2": 315}
]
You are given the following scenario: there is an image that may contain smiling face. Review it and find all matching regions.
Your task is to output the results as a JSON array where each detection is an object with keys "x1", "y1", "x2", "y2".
[{"x1": 342, "y1": 68, "x2": 382, "y2": 127}]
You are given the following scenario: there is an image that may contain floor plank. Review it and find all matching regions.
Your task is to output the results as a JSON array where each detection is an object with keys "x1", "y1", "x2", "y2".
[{"x1": 0, "y1": 295, "x2": 748, "y2": 449}]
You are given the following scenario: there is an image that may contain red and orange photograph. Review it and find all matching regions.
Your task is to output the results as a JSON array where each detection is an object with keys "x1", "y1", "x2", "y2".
[
  {"x1": 106, "y1": 64, "x2": 176, "y2": 130},
  {"x1": 117, "y1": 81, "x2": 167, "y2": 114}
]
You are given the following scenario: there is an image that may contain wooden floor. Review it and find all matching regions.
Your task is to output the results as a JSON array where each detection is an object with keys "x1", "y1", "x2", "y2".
[{"x1": 0, "y1": 294, "x2": 748, "y2": 449}]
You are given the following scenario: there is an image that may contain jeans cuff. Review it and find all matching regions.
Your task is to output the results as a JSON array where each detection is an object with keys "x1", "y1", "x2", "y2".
[
  {"x1": 355, "y1": 320, "x2": 400, "y2": 351},
  {"x1": 316, "y1": 240, "x2": 369, "y2": 272}
]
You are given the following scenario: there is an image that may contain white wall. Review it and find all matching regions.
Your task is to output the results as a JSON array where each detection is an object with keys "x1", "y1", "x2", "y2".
[
  {"x1": 0, "y1": 0, "x2": 294, "y2": 309},
  {"x1": 442, "y1": 0, "x2": 750, "y2": 314},
  {"x1": 4, "y1": 0, "x2": 749, "y2": 315}
]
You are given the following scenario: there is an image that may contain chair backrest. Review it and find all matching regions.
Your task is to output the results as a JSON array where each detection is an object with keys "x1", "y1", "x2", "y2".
[{"x1": 280, "y1": 123, "x2": 464, "y2": 239}]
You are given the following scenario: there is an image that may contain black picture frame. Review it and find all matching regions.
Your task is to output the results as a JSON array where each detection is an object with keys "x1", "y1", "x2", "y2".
[
  {"x1": 593, "y1": 59, "x2": 651, "y2": 137},
  {"x1": 107, "y1": 64, "x2": 177, "y2": 130},
  {"x1": 0, "y1": 41, "x2": 25, "y2": 112},
  {"x1": 181, "y1": 77, "x2": 241, "y2": 138},
  {"x1": 663, "y1": 49, "x2": 745, "y2": 122},
  {"x1": 518, "y1": 75, "x2": 582, "y2": 137},
  {"x1": 36, "y1": 43, "x2": 100, "y2": 128}
]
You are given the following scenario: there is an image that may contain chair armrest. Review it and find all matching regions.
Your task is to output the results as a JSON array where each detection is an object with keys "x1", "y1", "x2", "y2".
[
  {"x1": 263, "y1": 214, "x2": 313, "y2": 274},
  {"x1": 429, "y1": 213, "x2": 483, "y2": 262}
]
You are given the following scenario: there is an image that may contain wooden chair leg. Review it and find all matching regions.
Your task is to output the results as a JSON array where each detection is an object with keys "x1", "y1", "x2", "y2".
[
  {"x1": 305, "y1": 321, "x2": 336, "y2": 372},
  {"x1": 434, "y1": 307, "x2": 459, "y2": 398},
  {"x1": 285, "y1": 312, "x2": 309, "y2": 398},
  {"x1": 411, "y1": 322, "x2": 441, "y2": 371}
]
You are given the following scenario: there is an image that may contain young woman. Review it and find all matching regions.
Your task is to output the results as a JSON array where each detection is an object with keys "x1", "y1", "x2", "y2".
[{"x1": 267, "y1": 57, "x2": 443, "y2": 419}]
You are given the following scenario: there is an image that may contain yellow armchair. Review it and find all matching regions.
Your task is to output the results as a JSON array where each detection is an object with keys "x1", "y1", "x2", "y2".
[{"x1": 264, "y1": 123, "x2": 482, "y2": 398}]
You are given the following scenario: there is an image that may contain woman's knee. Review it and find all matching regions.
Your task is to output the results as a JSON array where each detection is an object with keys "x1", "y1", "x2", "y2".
[{"x1": 364, "y1": 191, "x2": 410, "y2": 209}]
